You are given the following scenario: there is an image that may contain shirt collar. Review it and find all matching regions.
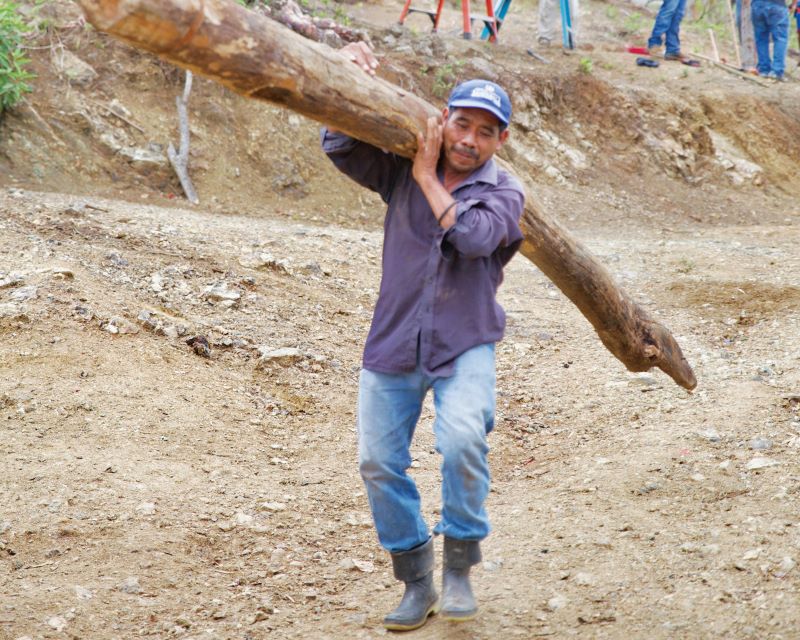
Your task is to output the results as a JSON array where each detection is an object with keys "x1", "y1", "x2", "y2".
[{"x1": 438, "y1": 157, "x2": 499, "y2": 191}]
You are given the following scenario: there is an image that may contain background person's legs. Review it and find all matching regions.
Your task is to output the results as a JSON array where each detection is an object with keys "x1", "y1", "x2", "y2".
[
  {"x1": 767, "y1": 3, "x2": 789, "y2": 76},
  {"x1": 648, "y1": 0, "x2": 683, "y2": 51},
  {"x1": 537, "y1": 0, "x2": 579, "y2": 45},
  {"x1": 664, "y1": 0, "x2": 687, "y2": 55},
  {"x1": 752, "y1": 2, "x2": 773, "y2": 75}
]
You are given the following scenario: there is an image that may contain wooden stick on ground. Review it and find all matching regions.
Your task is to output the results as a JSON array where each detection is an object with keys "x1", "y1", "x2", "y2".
[
  {"x1": 74, "y1": 0, "x2": 697, "y2": 390},
  {"x1": 693, "y1": 53, "x2": 770, "y2": 85}
]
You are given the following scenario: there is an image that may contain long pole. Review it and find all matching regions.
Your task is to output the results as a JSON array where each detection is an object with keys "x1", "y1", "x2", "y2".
[
  {"x1": 708, "y1": 28, "x2": 721, "y2": 62},
  {"x1": 725, "y1": 0, "x2": 743, "y2": 69}
]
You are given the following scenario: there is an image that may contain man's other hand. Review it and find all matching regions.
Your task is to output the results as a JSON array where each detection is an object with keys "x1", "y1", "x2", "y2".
[{"x1": 340, "y1": 41, "x2": 379, "y2": 76}]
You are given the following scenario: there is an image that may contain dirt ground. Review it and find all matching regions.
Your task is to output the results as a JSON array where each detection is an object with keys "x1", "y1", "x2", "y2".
[{"x1": 2, "y1": 1, "x2": 800, "y2": 639}]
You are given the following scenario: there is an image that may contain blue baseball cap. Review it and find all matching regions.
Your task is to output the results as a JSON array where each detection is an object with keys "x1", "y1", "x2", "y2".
[{"x1": 447, "y1": 79, "x2": 511, "y2": 128}]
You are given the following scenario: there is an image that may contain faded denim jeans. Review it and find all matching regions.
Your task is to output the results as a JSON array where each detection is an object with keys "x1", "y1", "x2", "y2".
[
  {"x1": 357, "y1": 343, "x2": 495, "y2": 554},
  {"x1": 752, "y1": 0, "x2": 789, "y2": 77},
  {"x1": 647, "y1": 0, "x2": 688, "y2": 55}
]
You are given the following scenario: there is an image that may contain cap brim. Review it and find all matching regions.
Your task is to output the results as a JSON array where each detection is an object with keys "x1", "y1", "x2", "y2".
[{"x1": 448, "y1": 99, "x2": 509, "y2": 126}]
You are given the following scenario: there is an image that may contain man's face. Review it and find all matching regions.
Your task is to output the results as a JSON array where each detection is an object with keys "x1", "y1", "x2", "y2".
[{"x1": 441, "y1": 107, "x2": 509, "y2": 174}]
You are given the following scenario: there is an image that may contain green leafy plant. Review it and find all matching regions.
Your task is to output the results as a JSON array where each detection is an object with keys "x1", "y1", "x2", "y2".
[
  {"x1": 0, "y1": 1, "x2": 34, "y2": 113},
  {"x1": 430, "y1": 60, "x2": 464, "y2": 98},
  {"x1": 621, "y1": 11, "x2": 646, "y2": 35},
  {"x1": 578, "y1": 57, "x2": 593, "y2": 74}
]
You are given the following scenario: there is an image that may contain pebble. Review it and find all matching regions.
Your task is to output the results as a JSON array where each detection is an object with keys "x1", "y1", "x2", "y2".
[
  {"x1": 746, "y1": 457, "x2": 780, "y2": 470},
  {"x1": 0, "y1": 273, "x2": 24, "y2": 288},
  {"x1": 344, "y1": 512, "x2": 371, "y2": 527},
  {"x1": 234, "y1": 512, "x2": 253, "y2": 525},
  {"x1": 117, "y1": 576, "x2": 141, "y2": 594},
  {"x1": 697, "y1": 429, "x2": 721, "y2": 442},
  {"x1": 260, "y1": 502, "x2": 287, "y2": 512},
  {"x1": 74, "y1": 585, "x2": 93, "y2": 600},
  {"x1": 135, "y1": 502, "x2": 156, "y2": 516},
  {"x1": 483, "y1": 559, "x2": 503, "y2": 571},
  {"x1": 47, "y1": 616, "x2": 67, "y2": 631},
  {"x1": 573, "y1": 572, "x2": 595, "y2": 586},
  {"x1": 186, "y1": 335, "x2": 211, "y2": 358},
  {"x1": 547, "y1": 593, "x2": 567, "y2": 611},
  {"x1": 636, "y1": 482, "x2": 660, "y2": 495},
  {"x1": 0, "y1": 302, "x2": 27, "y2": 320},
  {"x1": 257, "y1": 347, "x2": 303, "y2": 367},
  {"x1": 150, "y1": 273, "x2": 164, "y2": 293},
  {"x1": 163, "y1": 325, "x2": 179, "y2": 339},
  {"x1": 339, "y1": 558, "x2": 374, "y2": 573},
  {"x1": 749, "y1": 437, "x2": 773, "y2": 450},
  {"x1": 238, "y1": 251, "x2": 291, "y2": 274},
  {"x1": 50, "y1": 267, "x2": 75, "y2": 279},
  {"x1": 102, "y1": 316, "x2": 139, "y2": 335},
  {"x1": 9, "y1": 285, "x2": 37, "y2": 301},
  {"x1": 203, "y1": 283, "x2": 241, "y2": 303},
  {"x1": 774, "y1": 556, "x2": 795, "y2": 578}
]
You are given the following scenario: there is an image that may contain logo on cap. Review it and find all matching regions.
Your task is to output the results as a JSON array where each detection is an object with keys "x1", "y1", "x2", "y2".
[{"x1": 470, "y1": 84, "x2": 502, "y2": 108}]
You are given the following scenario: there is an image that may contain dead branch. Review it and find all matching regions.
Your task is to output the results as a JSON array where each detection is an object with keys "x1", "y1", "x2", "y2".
[{"x1": 167, "y1": 70, "x2": 199, "y2": 205}]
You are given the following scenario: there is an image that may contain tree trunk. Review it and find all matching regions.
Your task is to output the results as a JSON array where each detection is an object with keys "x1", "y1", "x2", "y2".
[{"x1": 74, "y1": 0, "x2": 697, "y2": 390}]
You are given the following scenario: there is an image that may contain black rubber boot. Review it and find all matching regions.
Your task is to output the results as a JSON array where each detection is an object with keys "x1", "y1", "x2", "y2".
[
  {"x1": 383, "y1": 538, "x2": 439, "y2": 631},
  {"x1": 441, "y1": 537, "x2": 481, "y2": 622}
]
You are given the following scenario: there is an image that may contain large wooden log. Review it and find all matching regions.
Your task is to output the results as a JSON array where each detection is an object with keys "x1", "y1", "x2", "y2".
[{"x1": 75, "y1": 0, "x2": 697, "y2": 390}]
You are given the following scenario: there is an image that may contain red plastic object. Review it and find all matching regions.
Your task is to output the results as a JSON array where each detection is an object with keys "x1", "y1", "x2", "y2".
[{"x1": 626, "y1": 46, "x2": 650, "y2": 55}]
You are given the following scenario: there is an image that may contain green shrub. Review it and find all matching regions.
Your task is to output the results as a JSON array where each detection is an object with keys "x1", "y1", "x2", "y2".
[{"x1": 0, "y1": 1, "x2": 34, "y2": 113}]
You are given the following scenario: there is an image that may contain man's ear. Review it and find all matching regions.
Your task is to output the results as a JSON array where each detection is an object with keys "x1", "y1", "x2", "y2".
[
  {"x1": 498, "y1": 128, "x2": 510, "y2": 145},
  {"x1": 442, "y1": 107, "x2": 449, "y2": 122}
]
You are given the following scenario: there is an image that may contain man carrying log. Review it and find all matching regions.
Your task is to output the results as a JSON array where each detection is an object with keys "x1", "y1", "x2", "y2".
[{"x1": 322, "y1": 42, "x2": 525, "y2": 631}]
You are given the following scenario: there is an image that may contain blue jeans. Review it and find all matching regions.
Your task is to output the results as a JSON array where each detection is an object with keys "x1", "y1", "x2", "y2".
[
  {"x1": 648, "y1": 0, "x2": 688, "y2": 55},
  {"x1": 357, "y1": 343, "x2": 496, "y2": 553},
  {"x1": 752, "y1": 1, "x2": 789, "y2": 76}
]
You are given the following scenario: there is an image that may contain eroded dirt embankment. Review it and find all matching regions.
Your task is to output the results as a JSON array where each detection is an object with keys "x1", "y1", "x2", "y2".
[{"x1": 2, "y1": 2, "x2": 799, "y2": 231}]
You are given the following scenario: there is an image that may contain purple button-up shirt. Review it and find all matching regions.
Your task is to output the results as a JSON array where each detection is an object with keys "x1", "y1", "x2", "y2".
[{"x1": 322, "y1": 130, "x2": 525, "y2": 377}]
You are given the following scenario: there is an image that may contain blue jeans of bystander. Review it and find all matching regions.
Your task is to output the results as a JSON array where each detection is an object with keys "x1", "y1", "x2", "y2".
[
  {"x1": 648, "y1": 0, "x2": 688, "y2": 55},
  {"x1": 752, "y1": 0, "x2": 789, "y2": 77},
  {"x1": 357, "y1": 343, "x2": 496, "y2": 554}
]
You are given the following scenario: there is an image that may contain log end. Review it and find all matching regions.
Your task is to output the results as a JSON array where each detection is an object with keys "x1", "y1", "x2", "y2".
[{"x1": 645, "y1": 323, "x2": 697, "y2": 391}]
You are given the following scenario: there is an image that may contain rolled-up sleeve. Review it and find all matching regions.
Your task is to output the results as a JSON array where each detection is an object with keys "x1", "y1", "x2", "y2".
[
  {"x1": 321, "y1": 128, "x2": 401, "y2": 203},
  {"x1": 439, "y1": 185, "x2": 524, "y2": 260}
]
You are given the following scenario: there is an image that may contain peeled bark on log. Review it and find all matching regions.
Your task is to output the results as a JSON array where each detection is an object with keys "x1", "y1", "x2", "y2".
[{"x1": 75, "y1": 0, "x2": 697, "y2": 390}]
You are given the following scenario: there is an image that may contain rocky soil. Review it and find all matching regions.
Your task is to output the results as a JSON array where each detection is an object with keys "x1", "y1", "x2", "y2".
[{"x1": 2, "y1": 1, "x2": 800, "y2": 639}]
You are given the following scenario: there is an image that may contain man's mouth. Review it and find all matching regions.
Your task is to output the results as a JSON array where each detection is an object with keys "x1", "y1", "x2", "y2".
[{"x1": 452, "y1": 145, "x2": 478, "y2": 160}]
